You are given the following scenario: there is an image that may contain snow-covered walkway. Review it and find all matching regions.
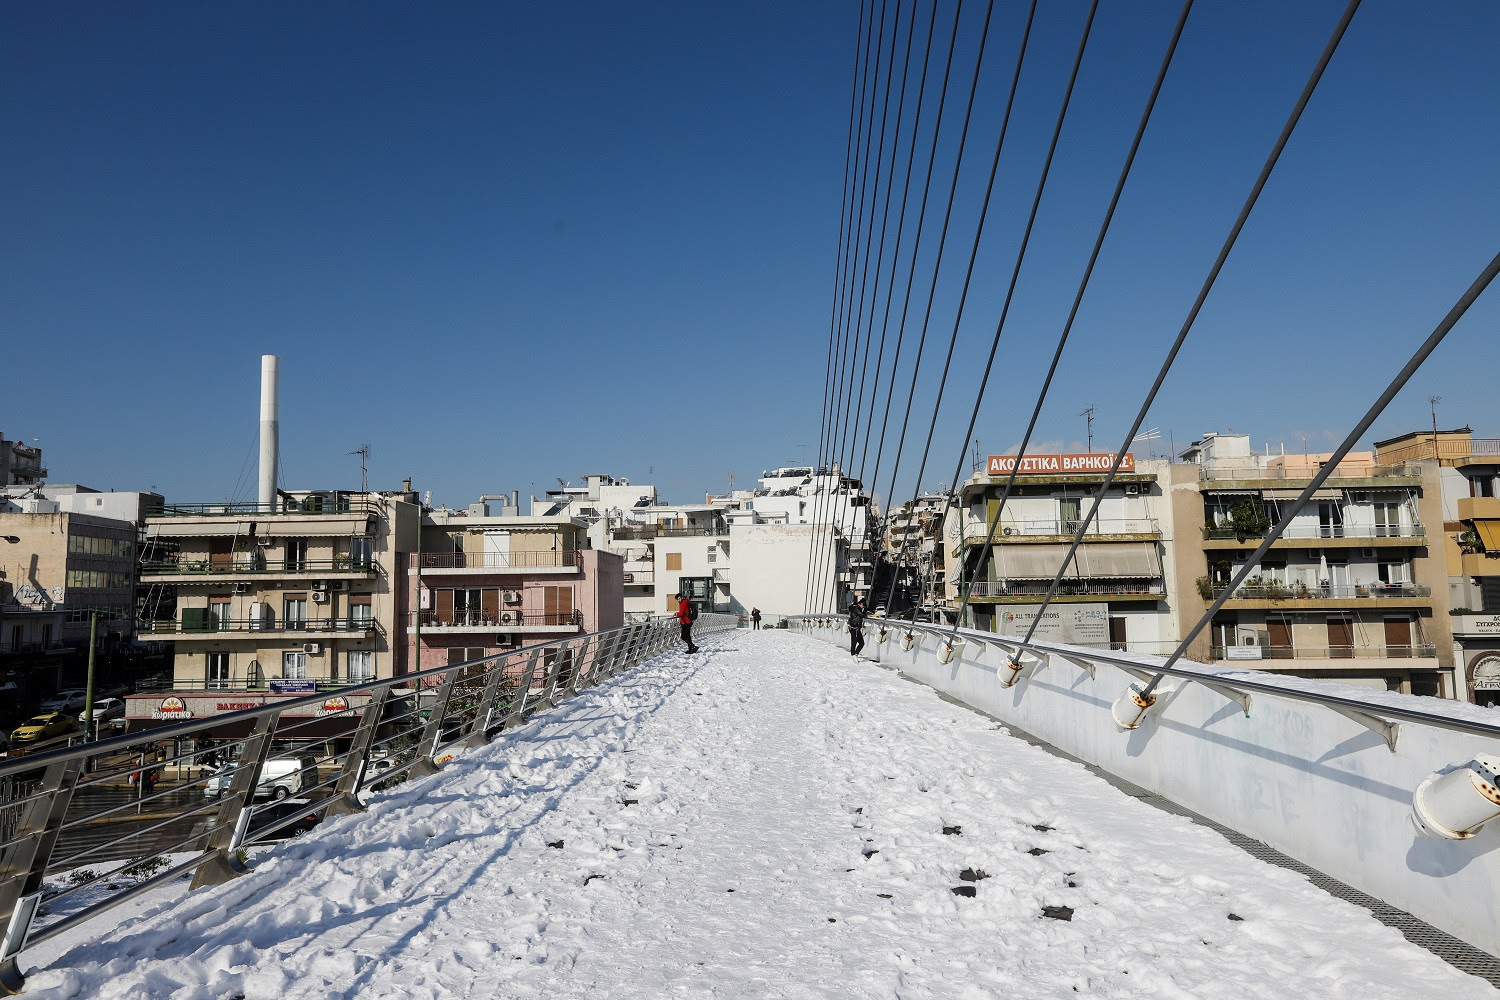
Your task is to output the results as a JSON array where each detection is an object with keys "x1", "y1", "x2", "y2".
[{"x1": 33, "y1": 631, "x2": 1499, "y2": 998}]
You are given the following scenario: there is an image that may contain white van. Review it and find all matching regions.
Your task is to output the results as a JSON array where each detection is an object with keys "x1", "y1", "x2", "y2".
[{"x1": 203, "y1": 755, "x2": 317, "y2": 800}]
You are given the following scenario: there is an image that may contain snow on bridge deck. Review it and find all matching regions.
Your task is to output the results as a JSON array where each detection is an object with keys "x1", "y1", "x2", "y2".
[{"x1": 33, "y1": 632, "x2": 1499, "y2": 998}]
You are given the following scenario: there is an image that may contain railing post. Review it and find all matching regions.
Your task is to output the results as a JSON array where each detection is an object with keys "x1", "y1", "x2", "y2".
[
  {"x1": 467, "y1": 653, "x2": 518, "y2": 748},
  {"x1": 323, "y1": 686, "x2": 391, "y2": 817},
  {"x1": 0, "y1": 757, "x2": 84, "y2": 994},
  {"x1": 191, "y1": 711, "x2": 280, "y2": 890},
  {"x1": 409, "y1": 667, "x2": 461, "y2": 779},
  {"x1": 534, "y1": 645, "x2": 569, "y2": 711},
  {"x1": 508, "y1": 649, "x2": 545, "y2": 726},
  {"x1": 563, "y1": 635, "x2": 594, "y2": 698}
]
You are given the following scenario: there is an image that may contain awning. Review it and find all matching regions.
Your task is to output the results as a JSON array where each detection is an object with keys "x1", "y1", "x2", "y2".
[
  {"x1": 1263, "y1": 488, "x2": 1342, "y2": 501},
  {"x1": 261, "y1": 516, "x2": 372, "y2": 537},
  {"x1": 1474, "y1": 519, "x2": 1500, "y2": 553},
  {"x1": 992, "y1": 542, "x2": 1161, "y2": 580}
]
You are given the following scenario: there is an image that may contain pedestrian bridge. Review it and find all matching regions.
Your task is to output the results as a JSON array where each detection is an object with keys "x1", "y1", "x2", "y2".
[{"x1": 8, "y1": 625, "x2": 1500, "y2": 997}]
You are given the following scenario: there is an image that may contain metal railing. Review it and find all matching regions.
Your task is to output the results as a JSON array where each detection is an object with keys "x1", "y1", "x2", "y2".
[
  {"x1": 132, "y1": 676, "x2": 377, "y2": 694},
  {"x1": 414, "y1": 609, "x2": 584, "y2": 629},
  {"x1": 418, "y1": 550, "x2": 581, "y2": 570},
  {"x1": 1210, "y1": 582, "x2": 1432, "y2": 601},
  {"x1": 1211, "y1": 643, "x2": 1439, "y2": 661},
  {"x1": 150, "y1": 497, "x2": 383, "y2": 518},
  {"x1": 1203, "y1": 523, "x2": 1424, "y2": 541},
  {"x1": 961, "y1": 518, "x2": 1160, "y2": 542},
  {"x1": 139, "y1": 617, "x2": 379, "y2": 635},
  {"x1": 963, "y1": 580, "x2": 1163, "y2": 599},
  {"x1": 0, "y1": 613, "x2": 736, "y2": 990},
  {"x1": 1197, "y1": 466, "x2": 1418, "y2": 482},
  {"x1": 140, "y1": 556, "x2": 376, "y2": 576}
]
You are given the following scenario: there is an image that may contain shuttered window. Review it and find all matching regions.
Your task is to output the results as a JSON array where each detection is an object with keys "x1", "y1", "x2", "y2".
[{"x1": 666, "y1": 553, "x2": 682, "y2": 571}]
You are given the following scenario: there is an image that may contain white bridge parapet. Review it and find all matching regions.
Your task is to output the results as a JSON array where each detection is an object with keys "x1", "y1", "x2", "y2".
[{"x1": 794, "y1": 617, "x2": 1500, "y2": 959}]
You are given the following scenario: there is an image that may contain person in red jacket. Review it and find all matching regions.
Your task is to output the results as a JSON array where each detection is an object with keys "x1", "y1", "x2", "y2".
[{"x1": 675, "y1": 593, "x2": 699, "y2": 654}]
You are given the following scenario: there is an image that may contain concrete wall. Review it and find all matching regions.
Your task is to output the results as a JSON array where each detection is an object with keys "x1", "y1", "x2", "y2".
[
  {"x1": 797, "y1": 619, "x2": 1500, "y2": 959},
  {"x1": 732, "y1": 522, "x2": 835, "y2": 618}
]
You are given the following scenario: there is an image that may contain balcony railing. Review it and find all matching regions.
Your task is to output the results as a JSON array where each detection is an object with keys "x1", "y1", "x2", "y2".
[
  {"x1": 622, "y1": 570, "x2": 655, "y2": 585},
  {"x1": 133, "y1": 676, "x2": 375, "y2": 694},
  {"x1": 1210, "y1": 582, "x2": 1432, "y2": 601},
  {"x1": 151, "y1": 497, "x2": 382, "y2": 517},
  {"x1": 1211, "y1": 644, "x2": 1438, "y2": 661},
  {"x1": 960, "y1": 518, "x2": 1159, "y2": 543},
  {"x1": 963, "y1": 580, "x2": 1164, "y2": 599},
  {"x1": 1198, "y1": 466, "x2": 1416, "y2": 481},
  {"x1": 140, "y1": 617, "x2": 378, "y2": 635},
  {"x1": 655, "y1": 526, "x2": 730, "y2": 538},
  {"x1": 415, "y1": 609, "x2": 583, "y2": 629},
  {"x1": 1203, "y1": 523, "x2": 1424, "y2": 541},
  {"x1": 418, "y1": 550, "x2": 581, "y2": 570},
  {"x1": 140, "y1": 556, "x2": 376, "y2": 576}
]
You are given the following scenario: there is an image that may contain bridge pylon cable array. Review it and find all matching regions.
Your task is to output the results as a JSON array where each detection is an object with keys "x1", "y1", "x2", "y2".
[{"x1": 1009, "y1": 0, "x2": 1365, "y2": 651}]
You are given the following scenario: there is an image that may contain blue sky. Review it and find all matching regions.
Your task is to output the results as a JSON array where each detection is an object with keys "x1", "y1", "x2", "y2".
[{"x1": 3, "y1": 2, "x2": 1496, "y2": 510}]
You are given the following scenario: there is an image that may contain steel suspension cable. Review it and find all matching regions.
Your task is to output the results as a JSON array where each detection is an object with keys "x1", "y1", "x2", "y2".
[
  {"x1": 853, "y1": 0, "x2": 944, "y2": 600},
  {"x1": 1015, "y1": 0, "x2": 1364, "y2": 648},
  {"x1": 868, "y1": 0, "x2": 996, "y2": 607},
  {"x1": 806, "y1": 0, "x2": 877, "y2": 612},
  {"x1": 886, "y1": 0, "x2": 1039, "y2": 624},
  {"x1": 939, "y1": 0, "x2": 1192, "y2": 641},
  {"x1": 815, "y1": 0, "x2": 896, "y2": 611},
  {"x1": 1131, "y1": 249, "x2": 1500, "y2": 700}
]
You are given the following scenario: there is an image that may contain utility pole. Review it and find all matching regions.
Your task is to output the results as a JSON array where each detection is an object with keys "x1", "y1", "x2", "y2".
[
  {"x1": 347, "y1": 445, "x2": 370, "y2": 493},
  {"x1": 1080, "y1": 405, "x2": 1097, "y2": 453},
  {"x1": 83, "y1": 610, "x2": 98, "y2": 743}
]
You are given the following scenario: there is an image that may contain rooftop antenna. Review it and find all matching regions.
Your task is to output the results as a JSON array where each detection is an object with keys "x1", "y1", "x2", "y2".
[
  {"x1": 971, "y1": 438, "x2": 981, "y2": 473},
  {"x1": 1429, "y1": 395, "x2": 1442, "y2": 460},
  {"x1": 728, "y1": 470, "x2": 735, "y2": 495},
  {"x1": 346, "y1": 444, "x2": 370, "y2": 492},
  {"x1": 1131, "y1": 427, "x2": 1161, "y2": 458},
  {"x1": 1080, "y1": 405, "x2": 1097, "y2": 453}
]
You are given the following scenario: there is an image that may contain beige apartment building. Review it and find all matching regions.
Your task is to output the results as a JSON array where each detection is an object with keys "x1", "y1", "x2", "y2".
[
  {"x1": 125, "y1": 489, "x2": 420, "y2": 741},
  {"x1": 0, "y1": 506, "x2": 138, "y2": 653}
]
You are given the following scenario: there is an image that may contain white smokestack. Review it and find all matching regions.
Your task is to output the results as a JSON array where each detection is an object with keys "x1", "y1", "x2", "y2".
[{"x1": 259, "y1": 355, "x2": 280, "y2": 508}]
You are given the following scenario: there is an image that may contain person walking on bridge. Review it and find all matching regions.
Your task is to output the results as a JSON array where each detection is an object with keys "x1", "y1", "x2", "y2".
[
  {"x1": 847, "y1": 597, "x2": 867, "y2": 658},
  {"x1": 675, "y1": 593, "x2": 699, "y2": 654},
  {"x1": 751, "y1": 608, "x2": 761, "y2": 630}
]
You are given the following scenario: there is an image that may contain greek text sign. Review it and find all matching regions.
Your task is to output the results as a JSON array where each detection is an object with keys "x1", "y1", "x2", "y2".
[{"x1": 987, "y1": 453, "x2": 1134, "y2": 476}]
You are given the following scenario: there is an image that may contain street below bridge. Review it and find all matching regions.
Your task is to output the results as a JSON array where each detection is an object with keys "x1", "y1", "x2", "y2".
[{"x1": 25, "y1": 631, "x2": 1500, "y2": 998}]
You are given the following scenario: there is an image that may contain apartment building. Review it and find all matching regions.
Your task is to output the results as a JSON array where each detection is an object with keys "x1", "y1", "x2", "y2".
[
  {"x1": 1376, "y1": 426, "x2": 1500, "y2": 703},
  {"x1": 1178, "y1": 432, "x2": 1453, "y2": 696},
  {"x1": 0, "y1": 504, "x2": 139, "y2": 652},
  {"x1": 413, "y1": 508, "x2": 622, "y2": 671},
  {"x1": 881, "y1": 492, "x2": 951, "y2": 616},
  {"x1": 0, "y1": 433, "x2": 45, "y2": 488},
  {"x1": 125, "y1": 489, "x2": 420, "y2": 741},
  {"x1": 948, "y1": 452, "x2": 1184, "y2": 652}
]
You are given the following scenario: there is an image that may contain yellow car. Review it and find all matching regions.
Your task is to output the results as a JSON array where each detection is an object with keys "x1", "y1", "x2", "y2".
[{"x1": 11, "y1": 712, "x2": 76, "y2": 745}]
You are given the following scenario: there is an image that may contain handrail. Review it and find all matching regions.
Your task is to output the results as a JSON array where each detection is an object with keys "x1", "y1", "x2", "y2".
[
  {"x1": 140, "y1": 557, "x2": 377, "y2": 575},
  {"x1": 791, "y1": 616, "x2": 1500, "y2": 742},
  {"x1": 151, "y1": 498, "x2": 383, "y2": 518},
  {"x1": 0, "y1": 613, "x2": 737, "y2": 989}
]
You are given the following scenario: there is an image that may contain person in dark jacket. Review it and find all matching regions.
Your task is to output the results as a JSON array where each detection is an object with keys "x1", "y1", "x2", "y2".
[
  {"x1": 675, "y1": 593, "x2": 699, "y2": 653},
  {"x1": 848, "y1": 598, "x2": 867, "y2": 657},
  {"x1": 751, "y1": 608, "x2": 762, "y2": 630}
]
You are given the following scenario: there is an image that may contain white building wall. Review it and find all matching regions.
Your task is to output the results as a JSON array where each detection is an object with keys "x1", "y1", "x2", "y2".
[{"x1": 731, "y1": 523, "x2": 837, "y2": 619}]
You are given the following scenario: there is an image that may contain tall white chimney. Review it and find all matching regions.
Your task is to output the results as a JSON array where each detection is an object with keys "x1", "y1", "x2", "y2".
[{"x1": 259, "y1": 355, "x2": 280, "y2": 508}]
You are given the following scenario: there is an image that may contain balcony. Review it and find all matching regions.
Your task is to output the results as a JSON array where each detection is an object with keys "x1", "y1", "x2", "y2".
[
  {"x1": 962, "y1": 580, "x2": 1164, "y2": 603},
  {"x1": 139, "y1": 555, "x2": 377, "y2": 584},
  {"x1": 1208, "y1": 581, "x2": 1432, "y2": 609},
  {"x1": 139, "y1": 616, "x2": 378, "y2": 640},
  {"x1": 958, "y1": 518, "x2": 1160, "y2": 548},
  {"x1": 713, "y1": 568, "x2": 730, "y2": 584},
  {"x1": 1202, "y1": 523, "x2": 1425, "y2": 549},
  {"x1": 414, "y1": 609, "x2": 583, "y2": 635},
  {"x1": 418, "y1": 550, "x2": 581, "y2": 575},
  {"x1": 134, "y1": 675, "x2": 374, "y2": 694},
  {"x1": 151, "y1": 497, "x2": 382, "y2": 517},
  {"x1": 655, "y1": 526, "x2": 730, "y2": 538},
  {"x1": 1198, "y1": 465, "x2": 1419, "y2": 484},
  {"x1": 622, "y1": 569, "x2": 655, "y2": 585},
  {"x1": 1210, "y1": 643, "x2": 1437, "y2": 662}
]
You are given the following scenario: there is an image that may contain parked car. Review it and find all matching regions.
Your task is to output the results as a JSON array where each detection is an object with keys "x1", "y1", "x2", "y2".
[
  {"x1": 203, "y1": 755, "x2": 318, "y2": 801},
  {"x1": 79, "y1": 698, "x2": 127, "y2": 729},
  {"x1": 245, "y1": 800, "x2": 322, "y2": 841},
  {"x1": 40, "y1": 689, "x2": 88, "y2": 714},
  {"x1": 11, "y1": 713, "x2": 77, "y2": 745}
]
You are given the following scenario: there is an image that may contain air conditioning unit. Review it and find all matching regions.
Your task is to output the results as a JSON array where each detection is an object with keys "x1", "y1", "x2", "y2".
[
  {"x1": 1360, "y1": 548, "x2": 1376, "y2": 559},
  {"x1": 502, "y1": 590, "x2": 522, "y2": 604},
  {"x1": 1125, "y1": 484, "x2": 1141, "y2": 496},
  {"x1": 256, "y1": 536, "x2": 272, "y2": 547},
  {"x1": 231, "y1": 583, "x2": 251, "y2": 594},
  {"x1": 303, "y1": 643, "x2": 322, "y2": 655},
  {"x1": 311, "y1": 590, "x2": 329, "y2": 603},
  {"x1": 330, "y1": 580, "x2": 350, "y2": 592},
  {"x1": 498, "y1": 610, "x2": 518, "y2": 626},
  {"x1": 495, "y1": 633, "x2": 513, "y2": 646},
  {"x1": 1001, "y1": 527, "x2": 1015, "y2": 536},
  {"x1": 623, "y1": 572, "x2": 634, "y2": 583}
]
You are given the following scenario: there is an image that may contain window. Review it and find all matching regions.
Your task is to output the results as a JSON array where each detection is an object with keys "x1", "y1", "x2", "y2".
[
  {"x1": 348, "y1": 650, "x2": 373, "y2": 681},
  {"x1": 666, "y1": 553, "x2": 682, "y2": 571},
  {"x1": 284, "y1": 596, "x2": 308, "y2": 628},
  {"x1": 543, "y1": 586, "x2": 574, "y2": 626},
  {"x1": 1377, "y1": 561, "x2": 1410, "y2": 586},
  {"x1": 209, "y1": 597, "x2": 233, "y2": 629},
  {"x1": 284, "y1": 539, "x2": 309, "y2": 571},
  {"x1": 207, "y1": 652, "x2": 230, "y2": 690},
  {"x1": 349, "y1": 536, "x2": 374, "y2": 568},
  {"x1": 1373, "y1": 502, "x2": 1401, "y2": 537},
  {"x1": 349, "y1": 596, "x2": 373, "y2": 629},
  {"x1": 282, "y1": 651, "x2": 307, "y2": 679}
]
